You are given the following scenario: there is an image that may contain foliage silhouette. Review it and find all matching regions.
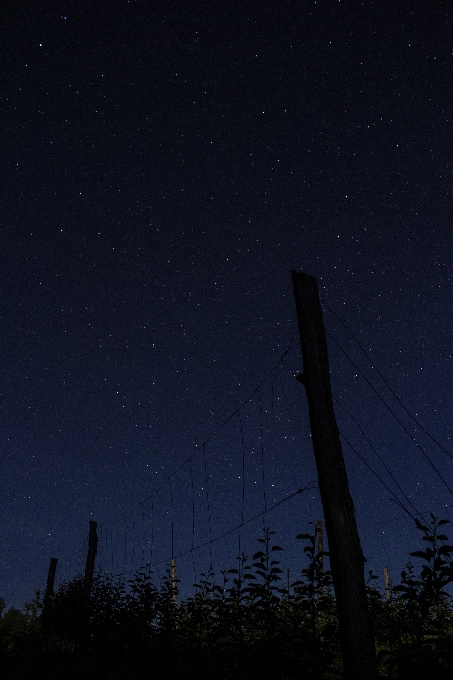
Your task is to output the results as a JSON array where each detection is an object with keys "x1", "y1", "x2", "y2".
[
  {"x1": 376, "y1": 514, "x2": 453, "y2": 679},
  {"x1": 2, "y1": 518, "x2": 453, "y2": 679}
]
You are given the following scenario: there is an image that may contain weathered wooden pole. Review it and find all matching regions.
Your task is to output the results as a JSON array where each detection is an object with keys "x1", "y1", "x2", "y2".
[
  {"x1": 44, "y1": 557, "x2": 58, "y2": 606},
  {"x1": 384, "y1": 567, "x2": 391, "y2": 603},
  {"x1": 42, "y1": 556, "x2": 58, "y2": 644},
  {"x1": 171, "y1": 558, "x2": 178, "y2": 608},
  {"x1": 84, "y1": 520, "x2": 98, "y2": 596},
  {"x1": 292, "y1": 271, "x2": 378, "y2": 680}
]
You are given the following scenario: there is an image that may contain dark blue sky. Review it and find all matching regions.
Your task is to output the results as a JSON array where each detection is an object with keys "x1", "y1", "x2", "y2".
[{"x1": 2, "y1": 0, "x2": 452, "y2": 609}]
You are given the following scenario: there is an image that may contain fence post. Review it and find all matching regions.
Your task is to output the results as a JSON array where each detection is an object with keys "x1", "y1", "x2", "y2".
[
  {"x1": 171, "y1": 558, "x2": 178, "y2": 608},
  {"x1": 292, "y1": 271, "x2": 378, "y2": 680},
  {"x1": 384, "y1": 567, "x2": 391, "y2": 603},
  {"x1": 84, "y1": 520, "x2": 98, "y2": 596},
  {"x1": 44, "y1": 557, "x2": 58, "y2": 607}
]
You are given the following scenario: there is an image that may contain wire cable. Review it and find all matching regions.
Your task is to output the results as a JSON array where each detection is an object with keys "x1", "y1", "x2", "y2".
[
  {"x1": 321, "y1": 299, "x2": 453, "y2": 461},
  {"x1": 325, "y1": 329, "x2": 453, "y2": 499},
  {"x1": 147, "y1": 481, "x2": 317, "y2": 568},
  {"x1": 100, "y1": 333, "x2": 297, "y2": 527},
  {"x1": 334, "y1": 396, "x2": 426, "y2": 522},
  {"x1": 339, "y1": 430, "x2": 419, "y2": 524}
]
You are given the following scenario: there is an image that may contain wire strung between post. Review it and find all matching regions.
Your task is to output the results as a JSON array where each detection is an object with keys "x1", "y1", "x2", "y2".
[
  {"x1": 141, "y1": 504, "x2": 145, "y2": 564},
  {"x1": 189, "y1": 458, "x2": 196, "y2": 583},
  {"x1": 123, "y1": 515, "x2": 127, "y2": 567},
  {"x1": 334, "y1": 395, "x2": 425, "y2": 522},
  {"x1": 148, "y1": 482, "x2": 317, "y2": 568},
  {"x1": 238, "y1": 410, "x2": 245, "y2": 559},
  {"x1": 170, "y1": 481, "x2": 174, "y2": 559},
  {"x1": 151, "y1": 497, "x2": 154, "y2": 564},
  {"x1": 103, "y1": 525, "x2": 108, "y2": 570},
  {"x1": 258, "y1": 389, "x2": 267, "y2": 523},
  {"x1": 203, "y1": 443, "x2": 213, "y2": 567},
  {"x1": 98, "y1": 336, "x2": 296, "y2": 530},
  {"x1": 321, "y1": 298, "x2": 453, "y2": 461},
  {"x1": 339, "y1": 429, "x2": 420, "y2": 524},
  {"x1": 325, "y1": 328, "x2": 453, "y2": 499},
  {"x1": 59, "y1": 337, "x2": 299, "y2": 581},
  {"x1": 116, "y1": 525, "x2": 119, "y2": 573},
  {"x1": 131, "y1": 508, "x2": 136, "y2": 567},
  {"x1": 111, "y1": 527, "x2": 114, "y2": 573}
]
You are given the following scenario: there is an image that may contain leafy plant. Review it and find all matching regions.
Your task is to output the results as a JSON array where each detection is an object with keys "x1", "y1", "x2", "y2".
[
  {"x1": 377, "y1": 514, "x2": 453, "y2": 679},
  {"x1": 5, "y1": 517, "x2": 453, "y2": 680},
  {"x1": 246, "y1": 527, "x2": 283, "y2": 637}
]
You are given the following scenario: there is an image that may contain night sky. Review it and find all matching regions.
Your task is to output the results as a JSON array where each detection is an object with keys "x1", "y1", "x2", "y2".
[{"x1": 2, "y1": 1, "x2": 452, "y2": 610}]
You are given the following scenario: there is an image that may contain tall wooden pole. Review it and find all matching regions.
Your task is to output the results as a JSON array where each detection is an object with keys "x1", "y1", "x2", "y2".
[
  {"x1": 292, "y1": 271, "x2": 378, "y2": 680},
  {"x1": 84, "y1": 520, "x2": 98, "y2": 596}
]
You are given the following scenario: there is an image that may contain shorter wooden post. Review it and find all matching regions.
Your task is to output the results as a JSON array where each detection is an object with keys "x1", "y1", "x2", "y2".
[
  {"x1": 84, "y1": 521, "x2": 98, "y2": 596},
  {"x1": 42, "y1": 556, "x2": 58, "y2": 646},
  {"x1": 171, "y1": 558, "x2": 178, "y2": 608},
  {"x1": 384, "y1": 567, "x2": 391, "y2": 603},
  {"x1": 43, "y1": 557, "x2": 58, "y2": 612}
]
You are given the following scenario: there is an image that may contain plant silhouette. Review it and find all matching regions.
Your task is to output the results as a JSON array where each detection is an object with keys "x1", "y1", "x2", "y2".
[{"x1": 2, "y1": 518, "x2": 453, "y2": 679}]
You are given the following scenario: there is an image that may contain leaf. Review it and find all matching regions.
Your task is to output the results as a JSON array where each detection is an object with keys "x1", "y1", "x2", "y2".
[
  {"x1": 253, "y1": 567, "x2": 266, "y2": 576},
  {"x1": 296, "y1": 533, "x2": 312, "y2": 540},
  {"x1": 392, "y1": 585, "x2": 405, "y2": 593},
  {"x1": 414, "y1": 519, "x2": 429, "y2": 533},
  {"x1": 433, "y1": 557, "x2": 446, "y2": 571},
  {"x1": 253, "y1": 551, "x2": 265, "y2": 560},
  {"x1": 438, "y1": 545, "x2": 453, "y2": 556},
  {"x1": 271, "y1": 545, "x2": 283, "y2": 551},
  {"x1": 410, "y1": 549, "x2": 434, "y2": 560}
]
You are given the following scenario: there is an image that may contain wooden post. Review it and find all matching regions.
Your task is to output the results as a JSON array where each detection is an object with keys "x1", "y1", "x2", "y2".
[
  {"x1": 84, "y1": 520, "x2": 98, "y2": 596},
  {"x1": 171, "y1": 558, "x2": 178, "y2": 608},
  {"x1": 384, "y1": 567, "x2": 391, "y2": 603},
  {"x1": 44, "y1": 557, "x2": 58, "y2": 606},
  {"x1": 42, "y1": 556, "x2": 58, "y2": 645},
  {"x1": 292, "y1": 271, "x2": 378, "y2": 680}
]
